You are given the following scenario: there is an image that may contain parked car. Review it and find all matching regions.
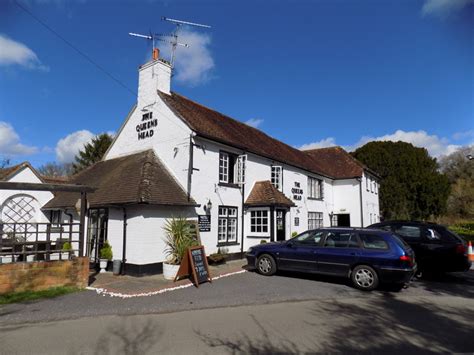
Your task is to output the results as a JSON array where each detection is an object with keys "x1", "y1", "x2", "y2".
[
  {"x1": 246, "y1": 228, "x2": 416, "y2": 291},
  {"x1": 367, "y1": 221, "x2": 471, "y2": 275}
]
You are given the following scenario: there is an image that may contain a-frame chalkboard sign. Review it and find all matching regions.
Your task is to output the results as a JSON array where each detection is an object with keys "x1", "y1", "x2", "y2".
[{"x1": 174, "y1": 245, "x2": 212, "y2": 287}]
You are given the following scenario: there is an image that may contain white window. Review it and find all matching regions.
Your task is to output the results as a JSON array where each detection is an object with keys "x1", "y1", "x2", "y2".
[
  {"x1": 366, "y1": 177, "x2": 369, "y2": 191},
  {"x1": 308, "y1": 212, "x2": 323, "y2": 229},
  {"x1": 218, "y1": 206, "x2": 238, "y2": 244},
  {"x1": 271, "y1": 166, "x2": 282, "y2": 191},
  {"x1": 219, "y1": 152, "x2": 229, "y2": 183},
  {"x1": 236, "y1": 155, "x2": 246, "y2": 185},
  {"x1": 219, "y1": 151, "x2": 246, "y2": 185},
  {"x1": 308, "y1": 177, "x2": 323, "y2": 199},
  {"x1": 375, "y1": 182, "x2": 378, "y2": 194},
  {"x1": 250, "y1": 210, "x2": 269, "y2": 233},
  {"x1": 370, "y1": 179, "x2": 374, "y2": 193}
]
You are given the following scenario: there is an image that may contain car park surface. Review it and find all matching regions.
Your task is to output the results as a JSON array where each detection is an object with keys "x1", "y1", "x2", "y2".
[
  {"x1": 246, "y1": 228, "x2": 416, "y2": 291},
  {"x1": 367, "y1": 221, "x2": 471, "y2": 274}
]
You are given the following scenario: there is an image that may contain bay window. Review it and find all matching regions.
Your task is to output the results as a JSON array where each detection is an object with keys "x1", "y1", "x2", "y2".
[{"x1": 250, "y1": 209, "x2": 269, "y2": 233}]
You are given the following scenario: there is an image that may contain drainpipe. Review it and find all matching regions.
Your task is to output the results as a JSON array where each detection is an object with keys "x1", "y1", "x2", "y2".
[
  {"x1": 187, "y1": 134, "x2": 194, "y2": 201},
  {"x1": 240, "y1": 182, "x2": 245, "y2": 257},
  {"x1": 121, "y1": 207, "x2": 127, "y2": 275},
  {"x1": 358, "y1": 177, "x2": 364, "y2": 227}
]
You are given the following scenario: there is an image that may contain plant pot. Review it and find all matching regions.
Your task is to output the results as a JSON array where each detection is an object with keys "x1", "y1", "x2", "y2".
[
  {"x1": 112, "y1": 259, "x2": 122, "y2": 275},
  {"x1": 99, "y1": 259, "x2": 109, "y2": 273},
  {"x1": 163, "y1": 262, "x2": 179, "y2": 280}
]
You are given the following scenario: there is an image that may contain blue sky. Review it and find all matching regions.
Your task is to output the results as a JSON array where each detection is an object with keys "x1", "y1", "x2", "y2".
[{"x1": 0, "y1": 0, "x2": 473, "y2": 168}]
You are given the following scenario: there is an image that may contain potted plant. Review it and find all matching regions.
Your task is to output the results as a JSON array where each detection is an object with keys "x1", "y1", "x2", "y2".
[
  {"x1": 162, "y1": 217, "x2": 198, "y2": 280},
  {"x1": 62, "y1": 241, "x2": 73, "y2": 260},
  {"x1": 207, "y1": 247, "x2": 228, "y2": 265},
  {"x1": 99, "y1": 241, "x2": 113, "y2": 273}
]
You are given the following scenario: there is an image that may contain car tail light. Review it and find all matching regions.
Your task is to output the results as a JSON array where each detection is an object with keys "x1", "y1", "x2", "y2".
[
  {"x1": 400, "y1": 255, "x2": 413, "y2": 266},
  {"x1": 456, "y1": 244, "x2": 466, "y2": 255}
]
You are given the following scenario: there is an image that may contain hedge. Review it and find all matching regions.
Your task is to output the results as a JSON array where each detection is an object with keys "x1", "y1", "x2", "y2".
[{"x1": 448, "y1": 221, "x2": 474, "y2": 242}]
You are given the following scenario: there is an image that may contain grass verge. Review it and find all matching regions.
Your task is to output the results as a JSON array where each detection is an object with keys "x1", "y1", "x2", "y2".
[{"x1": 0, "y1": 286, "x2": 81, "y2": 305}]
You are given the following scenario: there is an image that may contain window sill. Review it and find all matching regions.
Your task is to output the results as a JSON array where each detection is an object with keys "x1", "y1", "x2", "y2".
[
  {"x1": 217, "y1": 242, "x2": 240, "y2": 247},
  {"x1": 307, "y1": 197, "x2": 323, "y2": 201},
  {"x1": 218, "y1": 182, "x2": 240, "y2": 189},
  {"x1": 247, "y1": 235, "x2": 271, "y2": 239}
]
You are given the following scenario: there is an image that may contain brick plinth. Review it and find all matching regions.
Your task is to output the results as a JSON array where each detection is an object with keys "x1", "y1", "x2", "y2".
[{"x1": 0, "y1": 257, "x2": 89, "y2": 295}]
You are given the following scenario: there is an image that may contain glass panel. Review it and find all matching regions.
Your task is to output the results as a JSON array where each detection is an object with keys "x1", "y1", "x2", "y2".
[{"x1": 359, "y1": 233, "x2": 389, "y2": 250}]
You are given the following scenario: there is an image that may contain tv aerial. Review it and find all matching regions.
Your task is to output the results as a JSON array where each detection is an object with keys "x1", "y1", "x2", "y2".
[
  {"x1": 129, "y1": 17, "x2": 211, "y2": 69},
  {"x1": 128, "y1": 31, "x2": 188, "y2": 64},
  {"x1": 161, "y1": 17, "x2": 211, "y2": 68}
]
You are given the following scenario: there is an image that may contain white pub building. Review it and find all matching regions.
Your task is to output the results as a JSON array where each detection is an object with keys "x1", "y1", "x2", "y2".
[{"x1": 1, "y1": 52, "x2": 380, "y2": 275}]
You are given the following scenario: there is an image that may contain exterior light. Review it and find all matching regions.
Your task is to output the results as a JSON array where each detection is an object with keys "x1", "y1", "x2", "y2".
[{"x1": 205, "y1": 199, "x2": 212, "y2": 215}]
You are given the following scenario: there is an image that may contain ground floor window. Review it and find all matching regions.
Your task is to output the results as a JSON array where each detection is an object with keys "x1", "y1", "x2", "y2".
[
  {"x1": 308, "y1": 212, "x2": 323, "y2": 229},
  {"x1": 218, "y1": 206, "x2": 238, "y2": 244},
  {"x1": 250, "y1": 209, "x2": 269, "y2": 233}
]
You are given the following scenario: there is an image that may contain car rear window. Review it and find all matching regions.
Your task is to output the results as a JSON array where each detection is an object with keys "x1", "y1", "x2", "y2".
[
  {"x1": 359, "y1": 233, "x2": 389, "y2": 250},
  {"x1": 394, "y1": 225, "x2": 421, "y2": 239},
  {"x1": 324, "y1": 232, "x2": 359, "y2": 248}
]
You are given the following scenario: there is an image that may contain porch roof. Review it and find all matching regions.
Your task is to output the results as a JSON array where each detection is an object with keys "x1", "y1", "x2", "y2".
[
  {"x1": 245, "y1": 181, "x2": 295, "y2": 208},
  {"x1": 44, "y1": 150, "x2": 197, "y2": 209}
]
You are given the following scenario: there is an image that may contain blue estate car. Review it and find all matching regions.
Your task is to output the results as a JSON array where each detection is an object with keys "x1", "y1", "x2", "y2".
[{"x1": 246, "y1": 228, "x2": 417, "y2": 291}]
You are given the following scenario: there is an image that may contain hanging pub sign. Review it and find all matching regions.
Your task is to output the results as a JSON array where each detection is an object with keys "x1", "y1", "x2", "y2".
[
  {"x1": 137, "y1": 112, "x2": 158, "y2": 141},
  {"x1": 174, "y1": 245, "x2": 212, "y2": 287},
  {"x1": 198, "y1": 215, "x2": 211, "y2": 232},
  {"x1": 292, "y1": 181, "x2": 303, "y2": 200}
]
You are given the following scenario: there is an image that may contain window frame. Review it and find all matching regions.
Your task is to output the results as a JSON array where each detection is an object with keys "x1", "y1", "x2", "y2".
[
  {"x1": 250, "y1": 209, "x2": 270, "y2": 236},
  {"x1": 219, "y1": 152, "x2": 230, "y2": 183},
  {"x1": 308, "y1": 177, "x2": 323, "y2": 200},
  {"x1": 217, "y1": 206, "x2": 239, "y2": 245},
  {"x1": 308, "y1": 211, "x2": 323, "y2": 229},
  {"x1": 271, "y1": 165, "x2": 283, "y2": 191}
]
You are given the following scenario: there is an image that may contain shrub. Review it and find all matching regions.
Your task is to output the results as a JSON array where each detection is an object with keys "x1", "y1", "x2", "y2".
[
  {"x1": 291, "y1": 231, "x2": 298, "y2": 238},
  {"x1": 449, "y1": 221, "x2": 474, "y2": 241},
  {"x1": 163, "y1": 217, "x2": 199, "y2": 265},
  {"x1": 260, "y1": 240, "x2": 267, "y2": 244},
  {"x1": 99, "y1": 241, "x2": 113, "y2": 260},
  {"x1": 62, "y1": 242, "x2": 72, "y2": 251}
]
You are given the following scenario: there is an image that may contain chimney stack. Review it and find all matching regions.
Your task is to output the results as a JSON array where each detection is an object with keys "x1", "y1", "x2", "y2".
[{"x1": 137, "y1": 48, "x2": 171, "y2": 104}]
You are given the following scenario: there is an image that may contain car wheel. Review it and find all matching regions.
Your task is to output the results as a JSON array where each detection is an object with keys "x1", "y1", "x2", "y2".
[
  {"x1": 351, "y1": 265, "x2": 379, "y2": 291},
  {"x1": 256, "y1": 254, "x2": 277, "y2": 276}
]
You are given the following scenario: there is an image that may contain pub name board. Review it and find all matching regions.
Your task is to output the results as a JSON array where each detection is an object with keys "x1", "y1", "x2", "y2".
[
  {"x1": 137, "y1": 112, "x2": 157, "y2": 140},
  {"x1": 292, "y1": 181, "x2": 303, "y2": 200}
]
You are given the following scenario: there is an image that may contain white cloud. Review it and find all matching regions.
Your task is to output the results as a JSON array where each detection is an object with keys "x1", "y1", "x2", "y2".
[
  {"x1": 421, "y1": 0, "x2": 474, "y2": 17},
  {"x1": 159, "y1": 28, "x2": 214, "y2": 86},
  {"x1": 299, "y1": 137, "x2": 337, "y2": 151},
  {"x1": 55, "y1": 130, "x2": 94, "y2": 163},
  {"x1": 244, "y1": 118, "x2": 264, "y2": 128},
  {"x1": 452, "y1": 130, "x2": 474, "y2": 141},
  {"x1": 299, "y1": 130, "x2": 463, "y2": 157},
  {"x1": 0, "y1": 121, "x2": 38, "y2": 156},
  {"x1": 0, "y1": 34, "x2": 49, "y2": 71}
]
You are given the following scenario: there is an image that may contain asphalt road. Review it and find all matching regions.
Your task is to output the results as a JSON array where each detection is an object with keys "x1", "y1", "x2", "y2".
[{"x1": 1, "y1": 270, "x2": 473, "y2": 353}]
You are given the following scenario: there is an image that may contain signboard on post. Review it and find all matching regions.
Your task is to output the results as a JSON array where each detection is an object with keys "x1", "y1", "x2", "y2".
[
  {"x1": 198, "y1": 215, "x2": 211, "y2": 232},
  {"x1": 174, "y1": 245, "x2": 212, "y2": 287}
]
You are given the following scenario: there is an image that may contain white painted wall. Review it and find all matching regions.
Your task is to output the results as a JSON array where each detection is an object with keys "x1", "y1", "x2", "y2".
[{"x1": 362, "y1": 172, "x2": 381, "y2": 226}]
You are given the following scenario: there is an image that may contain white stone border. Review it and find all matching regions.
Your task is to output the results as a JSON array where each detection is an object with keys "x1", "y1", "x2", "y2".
[{"x1": 85, "y1": 270, "x2": 247, "y2": 299}]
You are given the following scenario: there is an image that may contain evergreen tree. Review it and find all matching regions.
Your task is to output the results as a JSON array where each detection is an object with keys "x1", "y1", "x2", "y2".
[
  {"x1": 72, "y1": 133, "x2": 113, "y2": 174},
  {"x1": 353, "y1": 141, "x2": 450, "y2": 221}
]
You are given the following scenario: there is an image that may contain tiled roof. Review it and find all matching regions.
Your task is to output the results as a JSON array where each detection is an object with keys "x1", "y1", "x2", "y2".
[
  {"x1": 159, "y1": 92, "x2": 367, "y2": 180},
  {"x1": 44, "y1": 150, "x2": 197, "y2": 209},
  {"x1": 245, "y1": 181, "x2": 295, "y2": 207},
  {"x1": 0, "y1": 162, "x2": 40, "y2": 182},
  {"x1": 303, "y1": 147, "x2": 365, "y2": 179},
  {"x1": 159, "y1": 92, "x2": 333, "y2": 179}
]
